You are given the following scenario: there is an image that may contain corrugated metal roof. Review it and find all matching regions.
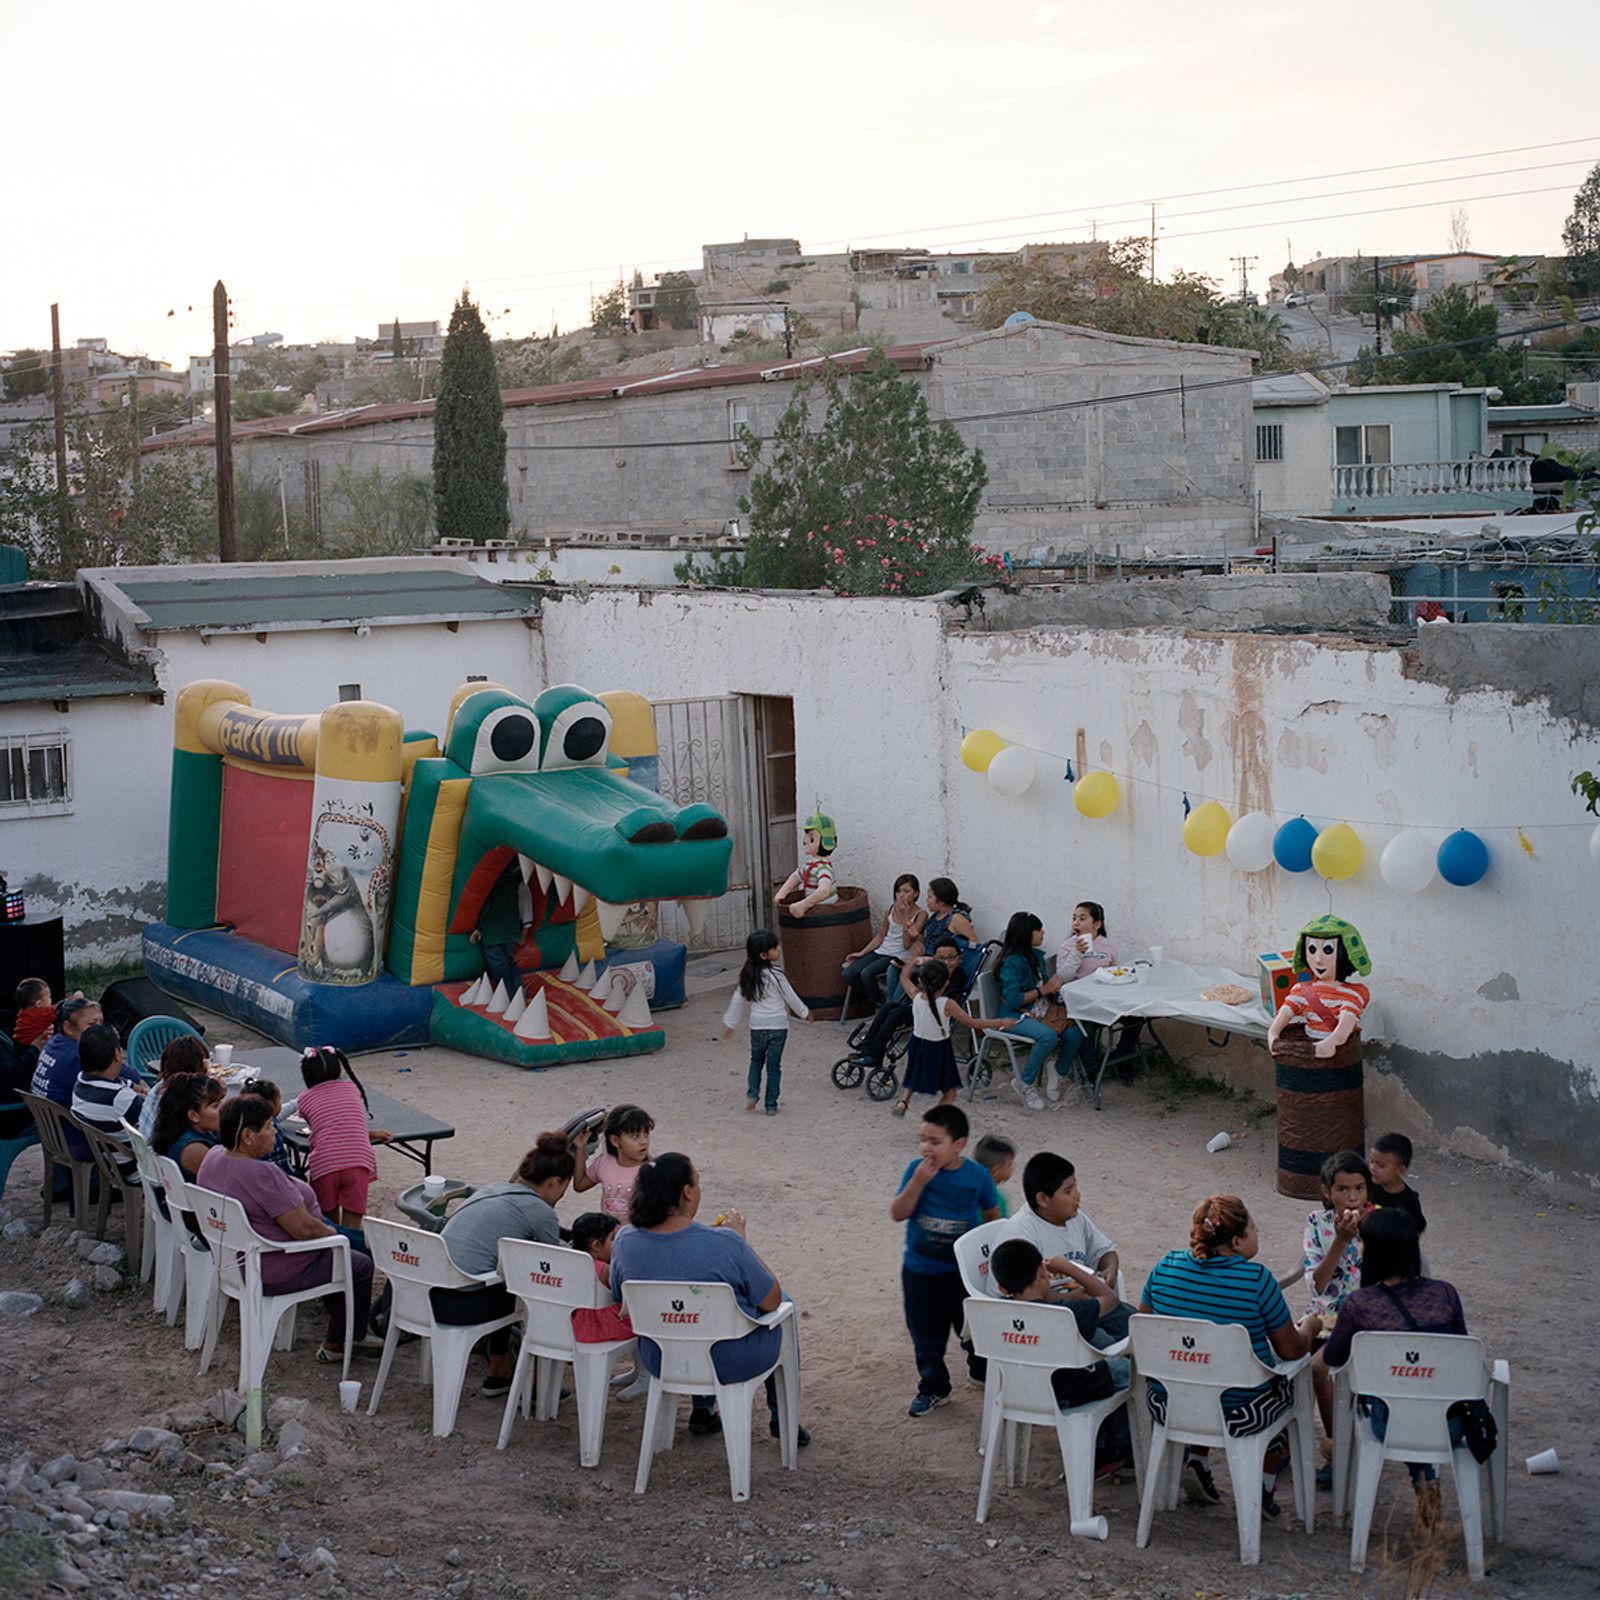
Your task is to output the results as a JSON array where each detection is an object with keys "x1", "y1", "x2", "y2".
[
  {"x1": 142, "y1": 343, "x2": 942, "y2": 453},
  {"x1": 113, "y1": 566, "x2": 539, "y2": 632},
  {"x1": 1487, "y1": 404, "x2": 1599, "y2": 424}
]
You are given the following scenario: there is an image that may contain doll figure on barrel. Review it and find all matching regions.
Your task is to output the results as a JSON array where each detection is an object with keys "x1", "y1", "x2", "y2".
[{"x1": 1266, "y1": 915, "x2": 1371, "y2": 1062}]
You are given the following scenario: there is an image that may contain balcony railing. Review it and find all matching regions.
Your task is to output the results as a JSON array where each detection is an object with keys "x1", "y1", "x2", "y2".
[{"x1": 1332, "y1": 457, "x2": 1533, "y2": 499}]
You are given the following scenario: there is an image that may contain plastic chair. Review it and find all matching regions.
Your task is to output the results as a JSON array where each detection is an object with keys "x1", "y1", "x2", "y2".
[
  {"x1": 965, "y1": 1296, "x2": 1132, "y2": 1536},
  {"x1": 1331, "y1": 1331, "x2": 1509, "y2": 1580},
  {"x1": 122, "y1": 1122, "x2": 178, "y2": 1318},
  {"x1": 126, "y1": 1016, "x2": 204, "y2": 1081},
  {"x1": 620, "y1": 1280, "x2": 800, "y2": 1503},
  {"x1": 496, "y1": 1239, "x2": 634, "y2": 1465},
  {"x1": 1129, "y1": 1313, "x2": 1316, "y2": 1566},
  {"x1": 955, "y1": 1218, "x2": 1011, "y2": 1452},
  {"x1": 969, "y1": 948, "x2": 1053, "y2": 1085},
  {"x1": 191, "y1": 1184, "x2": 354, "y2": 1390},
  {"x1": 0, "y1": 1128, "x2": 40, "y2": 1203},
  {"x1": 73, "y1": 1116, "x2": 144, "y2": 1262},
  {"x1": 363, "y1": 1216, "x2": 522, "y2": 1438},
  {"x1": 156, "y1": 1155, "x2": 214, "y2": 1350},
  {"x1": 17, "y1": 1091, "x2": 91, "y2": 1228}
]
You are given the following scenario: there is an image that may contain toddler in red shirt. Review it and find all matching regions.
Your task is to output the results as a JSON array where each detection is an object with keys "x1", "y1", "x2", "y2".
[{"x1": 13, "y1": 978, "x2": 60, "y2": 1051}]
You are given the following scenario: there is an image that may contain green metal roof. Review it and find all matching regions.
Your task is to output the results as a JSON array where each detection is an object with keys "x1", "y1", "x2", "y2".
[
  {"x1": 0, "y1": 649, "x2": 160, "y2": 706},
  {"x1": 117, "y1": 567, "x2": 539, "y2": 632},
  {"x1": 1487, "y1": 404, "x2": 1599, "y2": 424}
]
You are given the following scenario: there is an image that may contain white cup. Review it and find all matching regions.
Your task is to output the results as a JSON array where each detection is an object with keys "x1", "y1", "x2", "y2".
[
  {"x1": 423, "y1": 1174, "x2": 447, "y2": 1197},
  {"x1": 1206, "y1": 1131, "x2": 1232, "y2": 1153},
  {"x1": 1070, "y1": 1516, "x2": 1109, "y2": 1540},
  {"x1": 339, "y1": 1379, "x2": 360, "y2": 1414},
  {"x1": 1148, "y1": 946, "x2": 1164, "y2": 967},
  {"x1": 212, "y1": 1043, "x2": 234, "y2": 1068},
  {"x1": 1526, "y1": 1448, "x2": 1559, "y2": 1475}
]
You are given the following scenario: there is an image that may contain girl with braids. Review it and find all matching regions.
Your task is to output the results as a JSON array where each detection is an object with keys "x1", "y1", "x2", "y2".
[
  {"x1": 891, "y1": 957, "x2": 1019, "y2": 1118},
  {"x1": 1138, "y1": 1195, "x2": 1321, "y2": 1516},
  {"x1": 151, "y1": 1072, "x2": 225, "y2": 1178},
  {"x1": 609, "y1": 1153, "x2": 809, "y2": 1446}
]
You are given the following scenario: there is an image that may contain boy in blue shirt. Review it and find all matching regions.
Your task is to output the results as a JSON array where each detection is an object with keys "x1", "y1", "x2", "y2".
[{"x1": 890, "y1": 1103, "x2": 1001, "y2": 1417}]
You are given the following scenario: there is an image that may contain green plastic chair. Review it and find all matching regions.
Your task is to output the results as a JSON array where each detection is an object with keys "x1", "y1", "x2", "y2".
[{"x1": 127, "y1": 1016, "x2": 204, "y2": 1081}]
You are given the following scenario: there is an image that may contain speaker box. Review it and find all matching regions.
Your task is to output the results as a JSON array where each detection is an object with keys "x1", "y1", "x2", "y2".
[{"x1": 100, "y1": 977, "x2": 206, "y2": 1046}]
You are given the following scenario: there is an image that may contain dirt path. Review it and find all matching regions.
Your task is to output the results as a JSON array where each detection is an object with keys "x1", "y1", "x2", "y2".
[{"x1": 2, "y1": 980, "x2": 1594, "y2": 1600}]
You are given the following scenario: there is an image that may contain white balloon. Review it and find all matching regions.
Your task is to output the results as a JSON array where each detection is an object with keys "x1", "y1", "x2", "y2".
[
  {"x1": 1224, "y1": 810, "x2": 1277, "y2": 872},
  {"x1": 986, "y1": 744, "x2": 1036, "y2": 797},
  {"x1": 1380, "y1": 830, "x2": 1437, "y2": 894}
]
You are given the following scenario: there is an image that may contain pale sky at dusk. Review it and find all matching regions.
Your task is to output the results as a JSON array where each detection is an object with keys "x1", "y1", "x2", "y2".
[{"x1": 4, "y1": 0, "x2": 1596, "y2": 367}]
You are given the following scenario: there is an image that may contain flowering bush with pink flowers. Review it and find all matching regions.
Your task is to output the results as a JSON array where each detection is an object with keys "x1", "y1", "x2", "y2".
[{"x1": 677, "y1": 349, "x2": 996, "y2": 597}]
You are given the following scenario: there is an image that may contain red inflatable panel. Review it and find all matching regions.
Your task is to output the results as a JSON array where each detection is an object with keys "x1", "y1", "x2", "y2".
[{"x1": 216, "y1": 765, "x2": 313, "y2": 956}]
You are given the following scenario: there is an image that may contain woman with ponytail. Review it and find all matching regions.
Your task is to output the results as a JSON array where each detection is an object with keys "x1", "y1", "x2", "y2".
[
  {"x1": 610, "y1": 1153, "x2": 809, "y2": 1446},
  {"x1": 1138, "y1": 1196, "x2": 1321, "y2": 1515}
]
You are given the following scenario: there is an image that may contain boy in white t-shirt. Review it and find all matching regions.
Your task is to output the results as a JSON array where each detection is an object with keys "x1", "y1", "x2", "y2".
[{"x1": 1001, "y1": 1151, "x2": 1131, "y2": 1340}]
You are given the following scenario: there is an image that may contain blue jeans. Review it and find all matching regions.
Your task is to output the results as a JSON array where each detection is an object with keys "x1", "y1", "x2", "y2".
[
  {"x1": 842, "y1": 952, "x2": 895, "y2": 1012},
  {"x1": 747, "y1": 1029, "x2": 787, "y2": 1109},
  {"x1": 481, "y1": 941, "x2": 520, "y2": 994},
  {"x1": 1008, "y1": 1017, "x2": 1083, "y2": 1085}
]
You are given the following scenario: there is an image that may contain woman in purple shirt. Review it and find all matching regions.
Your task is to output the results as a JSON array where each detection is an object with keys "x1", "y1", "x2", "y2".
[{"x1": 196, "y1": 1095, "x2": 377, "y2": 1361}]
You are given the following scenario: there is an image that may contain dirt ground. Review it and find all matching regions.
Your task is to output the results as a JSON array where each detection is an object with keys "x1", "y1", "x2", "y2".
[{"x1": 2, "y1": 972, "x2": 1595, "y2": 1600}]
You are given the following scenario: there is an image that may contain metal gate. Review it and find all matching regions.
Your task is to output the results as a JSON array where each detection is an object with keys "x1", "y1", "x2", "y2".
[{"x1": 651, "y1": 696, "x2": 757, "y2": 951}]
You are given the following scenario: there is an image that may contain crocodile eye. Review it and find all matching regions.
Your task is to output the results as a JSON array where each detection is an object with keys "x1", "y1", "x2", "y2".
[
  {"x1": 563, "y1": 716, "x2": 606, "y2": 762},
  {"x1": 543, "y1": 699, "x2": 612, "y2": 771},
  {"x1": 491, "y1": 715, "x2": 537, "y2": 762},
  {"x1": 471, "y1": 707, "x2": 542, "y2": 775}
]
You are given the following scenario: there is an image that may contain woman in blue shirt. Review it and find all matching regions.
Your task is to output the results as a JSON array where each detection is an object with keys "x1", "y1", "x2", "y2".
[{"x1": 996, "y1": 911, "x2": 1082, "y2": 1111}]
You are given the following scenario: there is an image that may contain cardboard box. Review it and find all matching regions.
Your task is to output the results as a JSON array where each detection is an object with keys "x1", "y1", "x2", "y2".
[{"x1": 1258, "y1": 950, "x2": 1297, "y2": 1014}]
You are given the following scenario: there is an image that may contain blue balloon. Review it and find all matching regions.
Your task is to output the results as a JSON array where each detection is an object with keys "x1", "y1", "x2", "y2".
[
  {"x1": 1437, "y1": 829, "x2": 1489, "y2": 886},
  {"x1": 1273, "y1": 816, "x2": 1319, "y2": 872}
]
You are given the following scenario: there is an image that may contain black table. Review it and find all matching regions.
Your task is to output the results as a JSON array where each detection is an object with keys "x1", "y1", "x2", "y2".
[{"x1": 232, "y1": 1050, "x2": 456, "y2": 1177}]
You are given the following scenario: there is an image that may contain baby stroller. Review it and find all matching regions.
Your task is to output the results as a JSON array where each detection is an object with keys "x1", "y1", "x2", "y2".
[{"x1": 831, "y1": 1013, "x2": 911, "y2": 1101}]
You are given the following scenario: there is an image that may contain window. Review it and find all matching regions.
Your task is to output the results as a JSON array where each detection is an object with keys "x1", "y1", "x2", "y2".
[
  {"x1": 727, "y1": 400, "x2": 752, "y2": 469},
  {"x1": 0, "y1": 733, "x2": 71, "y2": 815},
  {"x1": 1255, "y1": 423, "x2": 1284, "y2": 462},
  {"x1": 1335, "y1": 423, "x2": 1392, "y2": 466}
]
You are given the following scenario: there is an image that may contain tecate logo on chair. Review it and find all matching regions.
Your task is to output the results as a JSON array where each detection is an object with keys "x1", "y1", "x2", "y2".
[
  {"x1": 1169, "y1": 1336, "x2": 1211, "y2": 1363},
  {"x1": 1391, "y1": 1357, "x2": 1436, "y2": 1378},
  {"x1": 391, "y1": 1239, "x2": 421, "y2": 1266},
  {"x1": 660, "y1": 1299, "x2": 700, "y2": 1324},
  {"x1": 526, "y1": 1263, "x2": 564, "y2": 1287},
  {"x1": 1001, "y1": 1318, "x2": 1039, "y2": 1347}
]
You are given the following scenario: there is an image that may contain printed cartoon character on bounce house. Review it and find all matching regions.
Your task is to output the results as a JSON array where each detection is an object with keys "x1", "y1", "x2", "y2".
[{"x1": 142, "y1": 679, "x2": 731, "y2": 1066}]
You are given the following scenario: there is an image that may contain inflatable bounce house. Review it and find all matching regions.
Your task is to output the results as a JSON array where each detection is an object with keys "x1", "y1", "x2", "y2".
[{"x1": 142, "y1": 680, "x2": 731, "y2": 1066}]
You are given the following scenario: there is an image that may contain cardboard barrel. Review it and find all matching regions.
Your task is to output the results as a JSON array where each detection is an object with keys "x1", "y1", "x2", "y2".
[
  {"x1": 1273, "y1": 1028, "x2": 1365, "y2": 1199},
  {"x1": 777, "y1": 885, "x2": 870, "y2": 1020}
]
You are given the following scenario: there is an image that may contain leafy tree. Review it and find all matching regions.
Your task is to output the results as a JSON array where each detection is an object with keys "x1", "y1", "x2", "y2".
[
  {"x1": 495, "y1": 334, "x2": 592, "y2": 390},
  {"x1": 590, "y1": 279, "x2": 628, "y2": 331},
  {"x1": 2, "y1": 349, "x2": 49, "y2": 400},
  {"x1": 1488, "y1": 256, "x2": 1536, "y2": 308},
  {"x1": 681, "y1": 349, "x2": 994, "y2": 595},
  {"x1": 1340, "y1": 268, "x2": 1417, "y2": 319},
  {"x1": 655, "y1": 271, "x2": 700, "y2": 331},
  {"x1": 432, "y1": 290, "x2": 508, "y2": 541},
  {"x1": 232, "y1": 389, "x2": 301, "y2": 421},
  {"x1": 325, "y1": 464, "x2": 433, "y2": 555},
  {"x1": 1561, "y1": 161, "x2": 1600, "y2": 296}
]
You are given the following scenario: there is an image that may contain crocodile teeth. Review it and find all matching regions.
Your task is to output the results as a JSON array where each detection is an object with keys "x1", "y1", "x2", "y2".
[
  {"x1": 551, "y1": 873, "x2": 573, "y2": 904},
  {"x1": 597, "y1": 900, "x2": 628, "y2": 943},
  {"x1": 534, "y1": 861, "x2": 552, "y2": 893},
  {"x1": 678, "y1": 898, "x2": 710, "y2": 936},
  {"x1": 572, "y1": 886, "x2": 594, "y2": 915},
  {"x1": 517, "y1": 853, "x2": 536, "y2": 884}
]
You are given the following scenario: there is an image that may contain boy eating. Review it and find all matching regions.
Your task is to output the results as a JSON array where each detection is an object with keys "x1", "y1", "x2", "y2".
[{"x1": 890, "y1": 1104, "x2": 1001, "y2": 1417}]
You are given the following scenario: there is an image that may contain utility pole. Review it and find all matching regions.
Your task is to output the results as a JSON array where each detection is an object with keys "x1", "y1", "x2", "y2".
[
  {"x1": 1373, "y1": 256, "x2": 1383, "y2": 358},
  {"x1": 213, "y1": 279, "x2": 236, "y2": 562},
  {"x1": 49, "y1": 304, "x2": 69, "y2": 549},
  {"x1": 782, "y1": 305, "x2": 793, "y2": 359},
  {"x1": 1230, "y1": 254, "x2": 1258, "y2": 302},
  {"x1": 1148, "y1": 203, "x2": 1158, "y2": 283},
  {"x1": 128, "y1": 375, "x2": 141, "y2": 498}
]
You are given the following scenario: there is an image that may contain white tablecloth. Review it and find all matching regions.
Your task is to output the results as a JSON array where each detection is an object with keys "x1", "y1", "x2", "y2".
[{"x1": 1059, "y1": 960, "x2": 1383, "y2": 1042}]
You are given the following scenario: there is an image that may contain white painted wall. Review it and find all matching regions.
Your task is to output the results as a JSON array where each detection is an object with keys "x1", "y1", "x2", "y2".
[{"x1": 1254, "y1": 404, "x2": 1332, "y2": 516}]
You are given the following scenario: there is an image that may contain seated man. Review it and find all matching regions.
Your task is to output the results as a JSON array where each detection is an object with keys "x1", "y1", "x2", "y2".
[
  {"x1": 31, "y1": 998, "x2": 115, "y2": 1161},
  {"x1": 1002, "y1": 1151, "x2": 1131, "y2": 1341},
  {"x1": 990, "y1": 1237, "x2": 1130, "y2": 1472},
  {"x1": 850, "y1": 936, "x2": 971, "y2": 1070},
  {"x1": 70, "y1": 1023, "x2": 146, "y2": 1184}
]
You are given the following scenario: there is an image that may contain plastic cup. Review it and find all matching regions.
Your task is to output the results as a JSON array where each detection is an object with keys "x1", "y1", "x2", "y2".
[
  {"x1": 339, "y1": 1379, "x2": 360, "y2": 1414},
  {"x1": 1206, "y1": 1131, "x2": 1232, "y2": 1153},
  {"x1": 1070, "y1": 1516, "x2": 1109, "y2": 1540},
  {"x1": 1526, "y1": 1448, "x2": 1559, "y2": 1474},
  {"x1": 1148, "y1": 946, "x2": 1164, "y2": 967},
  {"x1": 423, "y1": 1174, "x2": 447, "y2": 1197},
  {"x1": 212, "y1": 1043, "x2": 234, "y2": 1068}
]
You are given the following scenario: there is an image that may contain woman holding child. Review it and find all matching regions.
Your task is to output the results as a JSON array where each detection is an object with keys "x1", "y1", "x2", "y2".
[{"x1": 610, "y1": 1153, "x2": 808, "y2": 1445}]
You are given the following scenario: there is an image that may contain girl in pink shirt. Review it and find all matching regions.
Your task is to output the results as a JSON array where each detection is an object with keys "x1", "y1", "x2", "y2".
[
  {"x1": 296, "y1": 1046, "x2": 390, "y2": 1229},
  {"x1": 572, "y1": 1103, "x2": 653, "y2": 1222}
]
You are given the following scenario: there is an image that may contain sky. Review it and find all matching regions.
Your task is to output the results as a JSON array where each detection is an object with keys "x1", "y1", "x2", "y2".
[{"x1": 3, "y1": 0, "x2": 1597, "y2": 369}]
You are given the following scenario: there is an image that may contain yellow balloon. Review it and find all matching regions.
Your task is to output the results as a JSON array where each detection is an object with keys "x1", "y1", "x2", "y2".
[
  {"x1": 1074, "y1": 770, "x2": 1120, "y2": 819},
  {"x1": 1311, "y1": 821, "x2": 1364, "y2": 881},
  {"x1": 1183, "y1": 800, "x2": 1231, "y2": 857},
  {"x1": 960, "y1": 728, "x2": 1006, "y2": 773}
]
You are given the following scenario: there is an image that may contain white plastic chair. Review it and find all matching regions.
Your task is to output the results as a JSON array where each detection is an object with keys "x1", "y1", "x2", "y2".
[
  {"x1": 955, "y1": 1218, "x2": 1011, "y2": 1453},
  {"x1": 362, "y1": 1216, "x2": 521, "y2": 1438},
  {"x1": 965, "y1": 1296, "x2": 1132, "y2": 1536},
  {"x1": 155, "y1": 1156, "x2": 214, "y2": 1350},
  {"x1": 191, "y1": 1185, "x2": 354, "y2": 1390},
  {"x1": 1129, "y1": 1313, "x2": 1315, "y2": 1566},
  {"x1": 496, "y1": 1239, "x2": 634, "y2": 1465},
  {"x1": 1332, "y1": 1331, "x2": 1508, "y2": 1580},
  {"x1": 620, "y1": 1280, "x2": 800, "y2": 1503},
  {"x1": 122, "y1": 1123, "x2": 179, "y2": 1322}
]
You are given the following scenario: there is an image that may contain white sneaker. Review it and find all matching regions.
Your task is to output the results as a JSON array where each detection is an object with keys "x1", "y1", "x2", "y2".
[
  {"x1": 1011, "y1": 1076, "x2": 1045, "y2": 1112},
  {"x1": 1044, "y1": 1066, "x2": 1063, "y2": 1103}
]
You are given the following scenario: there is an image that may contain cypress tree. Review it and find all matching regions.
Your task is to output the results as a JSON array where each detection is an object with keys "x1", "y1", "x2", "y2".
[{"x1": 432, "y1": 290, "x2": 508, "y2": 541}]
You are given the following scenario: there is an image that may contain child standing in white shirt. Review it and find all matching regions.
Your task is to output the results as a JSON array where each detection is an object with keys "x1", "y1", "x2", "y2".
[{"x1": 723, "y1": 930, "x2": 810, "y2": 1115}]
